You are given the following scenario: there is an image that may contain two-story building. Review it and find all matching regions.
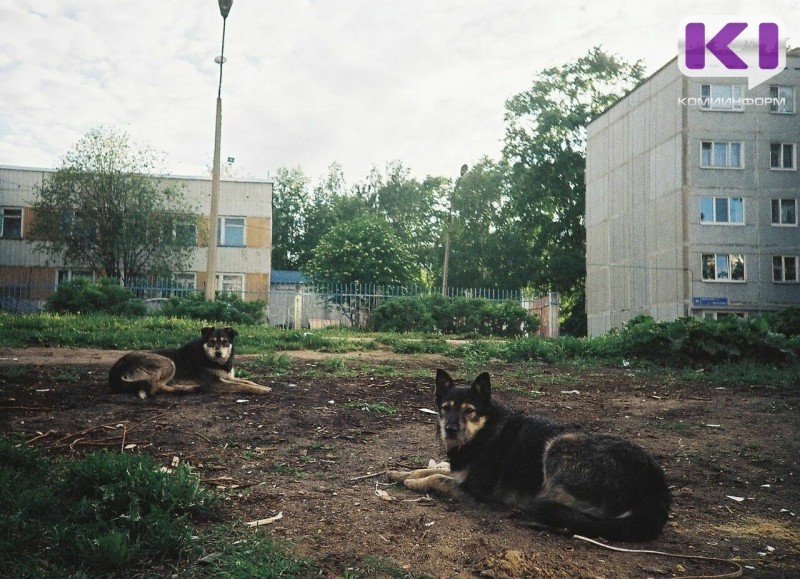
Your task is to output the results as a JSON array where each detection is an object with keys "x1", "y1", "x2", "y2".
[
  {"x1": 0, "y1": 165, "x2": 272, "y2": 310},
  {"x1": 585, "y1": 49, "x2": 800, "y2": 336}
]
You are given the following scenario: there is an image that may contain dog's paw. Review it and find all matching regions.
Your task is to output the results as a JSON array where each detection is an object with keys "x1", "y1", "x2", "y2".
[
  {"x1": 386, "y1": 470, "x2": 411, "y2": 483},
  {"x1": 403, "y1": 477, "x2": 430, "y2": 492}
]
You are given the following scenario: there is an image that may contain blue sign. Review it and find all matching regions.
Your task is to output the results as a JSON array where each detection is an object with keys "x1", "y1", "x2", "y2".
[{"x1": 693, "y1": 297, "x2": 729, "y2": 306}]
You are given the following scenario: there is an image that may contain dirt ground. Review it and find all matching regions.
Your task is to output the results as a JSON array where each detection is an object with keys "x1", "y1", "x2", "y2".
[{"x1": 1, "y1": 346, "x2": 798, "y2": 578}]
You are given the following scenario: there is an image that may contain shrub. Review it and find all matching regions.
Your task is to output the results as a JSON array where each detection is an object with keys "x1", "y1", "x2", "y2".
[
  {"x1": 45, "y1": 278, "x2": 146, "y2": 316},
  {"x1": 159, "y1": 292, "x2": 266, "y2": 324},
  {"x1": 607, "y1": 315, "x2": 798, "y2": 366},
  {"x1": 370, "y1": 295, "x2": 539, "y2": 337},
  {"x1": 369, "y1": 297, "x2": 435, "y2": 332},
  {"x1": 762, "y1": 306, "x2": 800, "y2": 337}
]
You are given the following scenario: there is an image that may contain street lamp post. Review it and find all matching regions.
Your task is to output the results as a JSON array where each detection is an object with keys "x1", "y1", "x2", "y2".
[
  {"x1": 204, "y1": 0, "x2": 233, "y2": 301},
  {"x1": 441, "y1": 163, "x2": 468, "y2": 297}
]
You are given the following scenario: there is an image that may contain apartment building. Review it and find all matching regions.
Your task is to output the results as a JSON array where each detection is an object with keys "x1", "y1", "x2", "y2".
[
  {"x1": 585, "y1": 49, "x2": 800, "y2": 336},
  {"x1": 0, "y1": 165, "x2": 272, "y2": 308}
]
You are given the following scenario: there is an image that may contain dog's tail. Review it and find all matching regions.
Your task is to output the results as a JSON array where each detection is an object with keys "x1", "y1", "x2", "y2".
[{"x1": 526, "y1": 499, "x2": 670, "y2": 542}]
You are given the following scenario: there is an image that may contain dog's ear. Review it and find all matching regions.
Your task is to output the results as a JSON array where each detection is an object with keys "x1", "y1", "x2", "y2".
[
  {"x1": 435, "y1": 369, "x2": 455, "y2": 407},
  {"x1": 200, "y1": 327, "x2": 215, "y2": 340},
  {"x1": 472, "y1": 372, "x2": 491, "y2": 406},
  {"x1": 222, "y1": 327, "x2": 238, "y2": 341}
]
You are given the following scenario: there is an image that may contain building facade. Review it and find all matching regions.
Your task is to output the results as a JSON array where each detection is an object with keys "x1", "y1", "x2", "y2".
[
  {"x1": 0, "y1": 165, "x2": 272, "y2": 309},
  {"x1": 586, "y1": 50, "x2": 800, "y2": 336}
]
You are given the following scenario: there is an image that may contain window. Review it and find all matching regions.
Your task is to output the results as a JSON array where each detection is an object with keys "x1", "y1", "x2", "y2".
[
  {"x1": 701, "y1": 141, "x2": 742, "y2": 168},
  {"x1": 1, "y1": 208, "x2": 22, "y2": 239},
  {"x1": 773, "y1": 256, "x2": 798, "y2": 283},
  {"x1": 217, "y1": 216, "x2": 245, "y2": 247},
  {"x1": 769, "y1": 85, "x2": 795, "y2": 114},
  {"x1": 175, "y1": 221, "x2": 197, "y2": 246},
  {"x1": 770, "y1": 143, "x2": 795, "y2": 170},
  {"x1": 701, "y1": 253, "x2": 745, "y2": 282},
  {"x1": 700, "y1": 197, "x2": 744, "y2": 224},
  {"x1": 772, "y1": 199, "x2": 798, "y2": 226},
  {"x1": 216, "y1": 273, "x2": 244, "y2": 296},
  {"x1": 171, "y1": 273, "x2": 197, "y2": 296},
  {"x1": 700, "y1": 84, "x2": 744, "y2": 110},
  {"x1": 56, "y1": 269, "x2": 94, "y2": 284}
]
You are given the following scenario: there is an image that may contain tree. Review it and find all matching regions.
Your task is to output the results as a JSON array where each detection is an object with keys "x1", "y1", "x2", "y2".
[
  {"x1": 502, "y1": 47, "x2": 645, "y2": 334},
  {"x1": 271, "y1": 166, "x2": 311, "y2": 270},
  {"x1": 303, "y1": 214, "x2": 417, "y2": 287},
  {"x1": 356, "y1": 161, "x2": 448, "y2": 281},
  {"x1": 30, "y1": 127, "x2": 198, "y2": 283},
  {"x1": 438, "y1": 157, "x2": 510, "y2": 289}
]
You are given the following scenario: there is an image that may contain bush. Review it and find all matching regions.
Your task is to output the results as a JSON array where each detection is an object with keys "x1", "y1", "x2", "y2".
[
  {"x1": 370, "y1": 295, "x2": 539, "y2": 337},
  {"x1": 762, "y1": 306, "x2": 800, "y2": 337},
  {"x1": 607, "y1": 315, "x2": 799, "y2": 366},
  {"x1": 45, "y1": 278, "x2": 146, "y2": 316},
  {"x1": 369, "y1": 297, "x2": 435, "y2": 332},
  {"x1": 159, "y1": 292, "x2": 266, "y2": 324}
]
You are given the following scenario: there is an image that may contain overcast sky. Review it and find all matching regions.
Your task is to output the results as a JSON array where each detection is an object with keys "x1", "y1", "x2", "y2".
[{"x1": 1, "y1": 1, "x2": 798, "y2": 185}]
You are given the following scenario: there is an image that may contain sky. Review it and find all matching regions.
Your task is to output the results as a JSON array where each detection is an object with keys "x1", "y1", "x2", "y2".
[{"x1": 1, "y1": 1, "x2": 799, "y2": 185}]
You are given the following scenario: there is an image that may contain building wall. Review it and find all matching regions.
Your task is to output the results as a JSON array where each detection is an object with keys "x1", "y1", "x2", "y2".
[
  {"x1": 586, "y1": 62, "x2": 686, "y2": 336},
  {"x1": 586, "y1": 54, "x2": 800, "y2": 336},
  {"x1": 0, "y1": 165, "x2": 272, "y2": 303}
]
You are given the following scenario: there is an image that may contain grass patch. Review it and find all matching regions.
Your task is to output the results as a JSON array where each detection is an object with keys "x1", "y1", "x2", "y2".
[
  {"x1": 0, "y1": 436, "x2": 217, "y2": 577},
  {"x1": 341, "y1": 401, "x2": 399, "y2": 414},
  {"x1": 682, "y1": 361, "x2": 800, "y2": 387}
]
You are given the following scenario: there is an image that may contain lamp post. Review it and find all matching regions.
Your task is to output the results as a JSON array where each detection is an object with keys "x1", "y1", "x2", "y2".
[
  {"x1": 441, "y1": 163, "x2": 468, "y2": 297},
  {"x1": 204, "y1": 0, "x2": 233, "y2": 301}
]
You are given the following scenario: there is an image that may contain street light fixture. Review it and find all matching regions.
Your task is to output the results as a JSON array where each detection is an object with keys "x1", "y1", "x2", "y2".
[
  {"x1": 204, "y1": 0, "x2": 233, "y2": 301},
  {"x1": 442, "y1": 163, "x2": 468, "y2": 297}
]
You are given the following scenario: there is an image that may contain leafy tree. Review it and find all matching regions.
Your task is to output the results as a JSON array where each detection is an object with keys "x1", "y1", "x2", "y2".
[
  {"x1": 271, "y1": 166, "x2": 311, "y2": 270},
  {"x1": 502, "y1": 47, "x2": 645, "y2": 334},
  {"x1": 30, "y1": 127, "x2": 198, "y2": 283},
  {"x1": 356, "y1": 161, "x2": 449, "y2": 279},
  {"x1": 438, "y1": 157, "x2": 511, "y2": 288},
  {"x1": 302, "y1": 214, "x2": 417, "y2": 286}
]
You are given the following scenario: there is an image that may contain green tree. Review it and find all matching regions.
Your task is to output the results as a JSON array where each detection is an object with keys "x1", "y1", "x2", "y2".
[
  {"x1": 271, "y1": 166, "x2": 311, "y2": 270},
  {"x1": 303, "y1": 214, "x2": 417, "y2": 286},
  {"x1": 356, "y1": 161, "x2": 448, "y2": 280},
  {"x1": 439, "y1": 157, "x2": 510, "y2": 288},
  {"x1": 502, "y1": 47, "x2": 645, "y2": 334},
  {"x1": 30, "y1": 127, "x2": 198, "y2": 283}
]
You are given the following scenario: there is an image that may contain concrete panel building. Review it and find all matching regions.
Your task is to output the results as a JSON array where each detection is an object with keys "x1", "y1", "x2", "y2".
[
  {"x1": 0, "y1": 165, "x2": 272, "y2": 308},
  {"x1": 586, "y1": 50, "x2": 800, "y2": 336}
]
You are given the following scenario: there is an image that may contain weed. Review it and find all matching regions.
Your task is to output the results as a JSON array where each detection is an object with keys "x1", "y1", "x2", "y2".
[
  {"x1": 342, "y1": 401, "x2": 399, "y2": 414},
  {"x1": 55, "y1": 370, "x2": 81, "y2": 382},
  {"x1": 0, "y1": 437, "x2": 216, "y2": 576},
  {"x1": 0, "y1": 365, "x2": 28, "y2": 379}
]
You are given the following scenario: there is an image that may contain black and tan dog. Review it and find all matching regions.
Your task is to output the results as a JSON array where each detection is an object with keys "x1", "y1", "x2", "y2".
[
  {"x1": 109, "y1": 326, "x2": 271, "y2": 399},
  {"x1": 387, "y1": 369, "x2": 671, "y2": 542}
]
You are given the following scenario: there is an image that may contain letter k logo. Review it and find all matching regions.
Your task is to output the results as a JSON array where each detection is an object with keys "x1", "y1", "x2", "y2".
[{"x1": 685, "y1": 22, "x2": 748, "y2": 70}]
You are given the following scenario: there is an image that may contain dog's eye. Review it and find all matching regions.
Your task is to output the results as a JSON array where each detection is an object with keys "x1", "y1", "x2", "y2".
[{"x1": 463, "y1": 407, "x2": 475, "y2": 415}]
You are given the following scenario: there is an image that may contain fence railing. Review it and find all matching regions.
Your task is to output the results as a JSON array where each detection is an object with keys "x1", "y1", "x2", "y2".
[{"x1": 0, "y1": 279, "x2": 557, "y2": 335}]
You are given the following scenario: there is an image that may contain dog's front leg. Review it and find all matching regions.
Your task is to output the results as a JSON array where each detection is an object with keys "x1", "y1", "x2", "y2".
[
  {"x1": 218, "y1": 377, "x2": 272, "y2": 394},
  {"x1": 387, "y1": 467, "x2": 465, "y2": 499}
]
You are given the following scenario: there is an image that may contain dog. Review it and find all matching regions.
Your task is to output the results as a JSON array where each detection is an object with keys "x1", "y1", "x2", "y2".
[
  {"x1": 108, "y1": 326, "x2": 271, "y2": 399},
  {"x1": 387, "y1": 369, "x2": 671, "y2": 542}
]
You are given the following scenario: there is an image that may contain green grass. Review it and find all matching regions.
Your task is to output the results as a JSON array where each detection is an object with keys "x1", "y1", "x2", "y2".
[
  {"x1": 0, "y1": 436, "x2": 316, "y2": 577},
  {"x1": 342, "y1": 400, "x2": 399, "y2": 414},
  {"x1": 0, "y1": 436, "x2": 217, "y2": 577}
]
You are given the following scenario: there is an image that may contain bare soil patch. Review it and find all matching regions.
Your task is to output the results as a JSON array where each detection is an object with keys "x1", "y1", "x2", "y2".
[{"x1": 1, "y1": 347, "x2": 798, "y2": 577}]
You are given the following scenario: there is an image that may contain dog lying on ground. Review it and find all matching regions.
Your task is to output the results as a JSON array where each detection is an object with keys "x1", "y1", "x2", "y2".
[
  {"x1": 108, "y1": 326, "x2": 271, "y2": 399},
  {"x1": 387, "y1": 369, "x2": 671, "y2": 542}
]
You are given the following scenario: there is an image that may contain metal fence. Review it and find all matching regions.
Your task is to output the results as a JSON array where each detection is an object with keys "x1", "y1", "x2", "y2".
[{"x1": 0, "y1": 278, "x2": 558, "y2": 335}]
